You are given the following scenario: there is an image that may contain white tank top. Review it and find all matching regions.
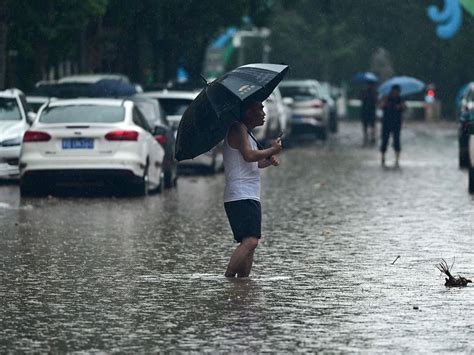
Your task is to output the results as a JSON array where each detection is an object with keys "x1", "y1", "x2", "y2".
[{"x1": 223, "y1": 128, "x2": 260, "y2": 203}]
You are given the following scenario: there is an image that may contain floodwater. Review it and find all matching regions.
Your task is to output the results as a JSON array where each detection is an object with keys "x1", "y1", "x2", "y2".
[{"x1": 1, "y1": 121, "x2": 474, "y2": 353}]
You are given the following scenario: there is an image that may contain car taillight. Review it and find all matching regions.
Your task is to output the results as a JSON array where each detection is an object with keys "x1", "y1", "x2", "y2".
[
  {"x1": 105, "y1": 130, "x2": 139, "y2": 141},
  {"x1": 155, "y1": 135, "x2": 167, "y2": 145},
  {"x1": 23, "y1": 131, "x2": 51, "y2": 142},
  {"x1": 312, "y1": 100, "x2": 323, "y2": 108}
]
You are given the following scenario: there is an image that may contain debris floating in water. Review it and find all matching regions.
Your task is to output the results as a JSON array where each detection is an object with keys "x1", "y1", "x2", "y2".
[
  {"x1": 436, "y1": 258, "x2": 472, "y2": 287},
  {"x1": 391, "y1": 255, "x2": 400, "y2": 265}
]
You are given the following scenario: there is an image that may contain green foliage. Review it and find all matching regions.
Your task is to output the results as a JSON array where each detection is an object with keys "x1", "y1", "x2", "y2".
[
  {"x1": 268, "y1": 0, "x2": 474, "y2": 112},
  {"x1": 5, "y1": 0, "x2": 474, "y2": 111}
]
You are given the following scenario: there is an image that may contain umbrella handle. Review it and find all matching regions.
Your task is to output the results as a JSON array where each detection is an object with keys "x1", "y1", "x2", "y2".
[{"x1": 248, "y1": 130, "x2": 265, "y2": 150}]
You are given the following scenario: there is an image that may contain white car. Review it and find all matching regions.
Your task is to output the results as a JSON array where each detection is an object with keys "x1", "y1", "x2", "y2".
[
  {"x1": 26, "y1": 95, "x2": 54, "y2": 113},
  {"x1": 19, "y1": 98, "x2": 165, "y2": 196},
  {"x1": 279, "y1": 79, "x2": 330, "y2": 140},
  {"x1": 0, "y1": 88, "x2": 35, "y2": 179},
  {"x1": 144, "y1": 90, "x2": 223, "y2": 173},
  {"x1": 253, "y1": 87, "x2": 291, "y2": 144}
]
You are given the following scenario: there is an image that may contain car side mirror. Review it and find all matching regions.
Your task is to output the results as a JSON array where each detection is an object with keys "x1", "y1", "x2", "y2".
[
  {"x1": 282, "y1": 97, "x2": 294, "y2": 106},
  {"x1": 27, "y1": 111, "x2": 36, "y2": 124}
]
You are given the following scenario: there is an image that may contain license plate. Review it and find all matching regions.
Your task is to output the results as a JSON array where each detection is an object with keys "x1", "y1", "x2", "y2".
[{"x1": 62, "y1": 138, "x2": 94, "y2": 149}]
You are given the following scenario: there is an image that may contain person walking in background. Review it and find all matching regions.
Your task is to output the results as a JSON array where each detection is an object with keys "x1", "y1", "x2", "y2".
[
  {"x1": 223, "y1": 100, "x2": 282, "y2": 278},
  {"x1": 379, "y1": 84, "x2": 406, "y2": 167},
  {"x1": 360, "y1": 81, "x2": 378, "y2": 145}
]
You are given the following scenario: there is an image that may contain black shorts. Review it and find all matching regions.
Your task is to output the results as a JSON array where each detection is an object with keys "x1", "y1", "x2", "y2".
[{"x1": 224, "y1": 199, "x2": 261, "y2": 243}]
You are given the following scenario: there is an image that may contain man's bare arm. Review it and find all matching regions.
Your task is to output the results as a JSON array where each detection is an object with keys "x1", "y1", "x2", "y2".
[{"x1": 228, "y1": 123, "x2": 281, "y2": 162}]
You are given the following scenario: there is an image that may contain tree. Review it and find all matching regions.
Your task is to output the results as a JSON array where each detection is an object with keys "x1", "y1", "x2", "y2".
[{"x1": 7, "y1": 0, "x2": 108, "y2": 89}]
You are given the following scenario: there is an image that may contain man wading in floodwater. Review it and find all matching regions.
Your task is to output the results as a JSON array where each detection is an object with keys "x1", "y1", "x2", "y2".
[{"x1": 223, "y1": 100, "x2": 282, "y2": 278}]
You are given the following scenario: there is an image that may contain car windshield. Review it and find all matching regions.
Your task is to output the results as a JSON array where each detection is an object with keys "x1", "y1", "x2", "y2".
[
  {"x1": 158, "y1": 98, "x2": 192, "y2": 116},
  {"x1": 39, "y1": 105, "x2": 125, "y2": 124},
  {"x1": 0, "y1": 97, "x2": 21, "y2": 121},
  {"x1": 135, "y1": 101, "x2": 158, "y2": 127},
  {"x1": 279, "y1": 86, "x2": 318, "y2": 102},
  {"x1": 319, "y1": 84, "x2": 330, "y2": 97}
]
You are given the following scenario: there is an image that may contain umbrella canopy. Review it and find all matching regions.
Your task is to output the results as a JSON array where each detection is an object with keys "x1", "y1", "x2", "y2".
[
  {"x1": 378, "y1": 76, "x2": 425, "y2": 97},
  {"x1": 353, "y1": 71, "x2": 379, "y2": 83},
  {"x1": 175, "y1": 63, "x2": 289, "y2": 161},
  {"x1": 89, "y1": 79, "x2": 137, "y2": 97}
]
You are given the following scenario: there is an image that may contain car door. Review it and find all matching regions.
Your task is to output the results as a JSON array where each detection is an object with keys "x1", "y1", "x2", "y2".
[{"x1": 132, "y1": 107, "x2": 163, "y2": 186}]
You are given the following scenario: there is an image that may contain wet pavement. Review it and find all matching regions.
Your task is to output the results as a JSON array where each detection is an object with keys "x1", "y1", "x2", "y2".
[{"x1": 1, "y1": 121, "x2": 474, "y2": 353}]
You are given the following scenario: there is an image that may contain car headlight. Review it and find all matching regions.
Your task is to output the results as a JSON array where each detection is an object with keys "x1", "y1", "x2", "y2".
[{"x1": 1, "y1": 136, "x2": 22, "y2": 147}]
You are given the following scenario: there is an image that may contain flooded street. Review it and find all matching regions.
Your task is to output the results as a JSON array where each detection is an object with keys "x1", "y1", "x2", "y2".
[{"x1": 1, "y1": 121, "x2": 473, "y2": 353}]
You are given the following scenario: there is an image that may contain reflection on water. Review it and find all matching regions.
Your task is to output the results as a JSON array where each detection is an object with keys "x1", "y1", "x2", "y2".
[{"x1": 1, "y1": 122, "x2": 474, "y2": 352}]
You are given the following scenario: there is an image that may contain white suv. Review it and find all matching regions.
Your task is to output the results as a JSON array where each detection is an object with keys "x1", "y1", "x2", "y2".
[
  {"x1": 279, "y1": 80, "x2": 330, "y2": 140},
  {"x1": 144, "y1": 90, "x2": 223, "y2": 173},
  {"x1": 0, "y1": 88, "x2": 35, "y2": 179}
]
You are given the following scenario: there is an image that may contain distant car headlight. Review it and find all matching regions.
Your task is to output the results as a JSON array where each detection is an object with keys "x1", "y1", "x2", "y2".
[{"x1": 1, "y1": 136, "x2": 22, "y2": 147}]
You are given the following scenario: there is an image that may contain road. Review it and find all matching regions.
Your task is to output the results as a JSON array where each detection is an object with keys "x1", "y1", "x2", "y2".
[{"x1": 1, "y1": 121, "x2": 473, "y2": 352}]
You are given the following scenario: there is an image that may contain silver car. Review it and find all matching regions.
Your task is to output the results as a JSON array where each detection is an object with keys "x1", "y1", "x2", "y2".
[
  {"x1": 279, "y1": 80, "x2": 330, "y2": 140},
  {"x1": 144, "y1": 90, "x2": 223, "y2": 173}
]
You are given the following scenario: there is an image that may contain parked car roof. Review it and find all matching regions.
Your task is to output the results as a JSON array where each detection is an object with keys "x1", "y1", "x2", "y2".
[
  {"x1": 45, "y1": 98, "x2": 128, "y2": 108},
  {"x1": 143, "y1": 90, "x2": 199, "y2": 99},
  {"x1": 57, "y1": 74, "x2": 130, "y2": 84},
  {"x1": 0, "y1": 88, "x2": 25, "y2": 98},
  {"x1": 280, "y1": 79, "x2": 322, "y2": 87}
]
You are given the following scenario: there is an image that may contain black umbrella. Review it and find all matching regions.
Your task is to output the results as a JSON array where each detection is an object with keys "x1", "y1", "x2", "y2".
[{"x1": 175, "y1": 63, "x2": 289, "y2": 161}]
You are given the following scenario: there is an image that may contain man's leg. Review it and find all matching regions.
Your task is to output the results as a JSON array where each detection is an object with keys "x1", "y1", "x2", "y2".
[
  {"x1": 393, "y1": 120, "x2": 402, "y2": 166},
  {"x1": 380, "y1": 123, "x2": 390, "y2": 165},
  {"x1": 225, "y1": 237, "x2": 259, "y2": 278},
  {"x1": 239, "y1": 249, "x2": 256, "y2": 278},
  {"x1": 362, "y1": 119, "x2": 368, "y2": 145}
]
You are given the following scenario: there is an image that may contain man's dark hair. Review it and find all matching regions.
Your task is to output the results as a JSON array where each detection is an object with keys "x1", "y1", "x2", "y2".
[{"x1": 391, "y1": 84, "x2": 401, "y2": 91}]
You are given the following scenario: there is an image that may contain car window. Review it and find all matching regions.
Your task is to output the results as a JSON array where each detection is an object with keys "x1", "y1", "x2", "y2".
[
  {"x1": 0, "y1": 97, "x2": 21, "y2": 121},
  {"x1": 158, "y1": 98, "x2": 192, "y2": 116},
  {"x1": 279, "y1": 86, "x2": 319, "y2": 102},
  {"x1": 135, "y1": 101, "x2": 158, "y2": 128},
  {"x1": 132, "y1": 107, "x2": 152, "y2": 132},
  {"x1": 39, "y1": 105, "x2": 125, "y2": 123},
  {"x1": 29, "y1": 102, "x2": 47, "y2": 113}
]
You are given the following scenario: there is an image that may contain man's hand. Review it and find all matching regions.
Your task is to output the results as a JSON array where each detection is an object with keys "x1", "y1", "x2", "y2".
[
  {"x1": 271, "y1": 138, "x2": 282, "y2": 155},
  {"x1": 258, "y1": 155, "x2": 280, "y2": 168},
  {"x1": 270, "y1": 156, "x2": 280, "y2": 166}
]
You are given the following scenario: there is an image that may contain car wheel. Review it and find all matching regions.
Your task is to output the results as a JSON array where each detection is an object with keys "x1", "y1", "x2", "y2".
[
  {"x1": 156, "y1": 172, "x2": 164, "y2": 194},
  {"x1": 319, "y1": 127, "x2": 328, "y2": 141},
  {"x1": 164, "y1": 164, "x2": 178, "y2": 188},
  {"x1": 469, "y1": 166, "x2": 474, "y2": 193},
  {"x1": 164, "y1": 171, "x2": 172, "y2": 188},
  {"x1": 459, "y1": 150, "x2": 470, "y2": 169},
  {"x1": 131, "y1": 163, "x2": 150, "y2": 196},
  {"x1": 330, "y1": 113, "x2": 338, "y2": 133}
]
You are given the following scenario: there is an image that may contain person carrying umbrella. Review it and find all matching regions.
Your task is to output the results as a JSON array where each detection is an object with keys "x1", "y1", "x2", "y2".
[
  {"x1": 223, "y1": 100, "x2": 282, "y2": 278},
  {"x1": 174, "y1": 63, "x2": 289, "y2": 278},
  {"x1": 360, "y1": 81, "x2": 378, "y2": 145},
  {"x1": 379, "y1": 84, "x2": 406, "y2": 167}
]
